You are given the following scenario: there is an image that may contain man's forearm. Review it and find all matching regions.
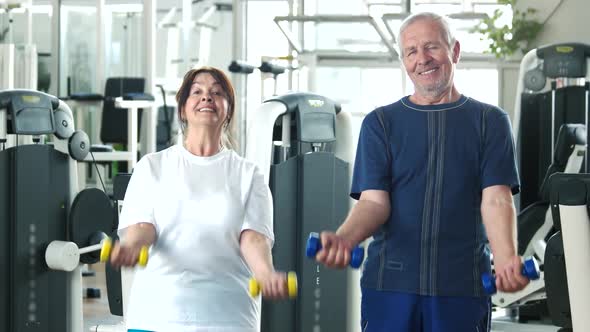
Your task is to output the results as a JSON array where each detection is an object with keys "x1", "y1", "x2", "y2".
[
  {"x1": 336, "y1": 199, "x2": 390, "y2": 247},
  {"x1": 481, "y1": 195, "x2": 518, "y2": 259}
]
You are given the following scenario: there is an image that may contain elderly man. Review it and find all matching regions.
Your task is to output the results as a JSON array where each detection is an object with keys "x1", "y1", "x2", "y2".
[{"x1": 315, "y1": 12, "x2": 529, "y2": 332}]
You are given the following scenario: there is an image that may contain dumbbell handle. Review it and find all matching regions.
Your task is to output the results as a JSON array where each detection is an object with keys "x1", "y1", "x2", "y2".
[
  {"x1": 306, "y1": 232, "x2": 364, "y2": 269},
  {"x1": 79, "y1": 243, "x2": 103, "y2": 255},
  {"x1": 482, "y1": 257, "x2": 540, "y2": 295},
  {"x1": 249, "y1": 271, "x2": 298, "y2": 298},
  {"x1": 97, "y1": 237, "x2": 149, "y2": 267}
]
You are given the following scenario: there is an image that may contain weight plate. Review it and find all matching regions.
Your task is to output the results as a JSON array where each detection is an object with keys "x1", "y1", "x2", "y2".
[
  {"x1": 69, "y1": 188, "x2": 116, "y2": 264},
  {"x1": 524, "y1": 68, "x2": 546, "y2": 92},
  {"x1": 68, "y1": 130, "x2": 90, "y2": 161},
  {"x1": 53, "y1": 109, "x2": 75, "y2": 139}
]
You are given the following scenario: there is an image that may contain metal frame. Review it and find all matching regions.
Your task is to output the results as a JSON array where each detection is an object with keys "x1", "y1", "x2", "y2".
[{"x1": 273, "y1": 14, "x2": 398, "y2": 60}]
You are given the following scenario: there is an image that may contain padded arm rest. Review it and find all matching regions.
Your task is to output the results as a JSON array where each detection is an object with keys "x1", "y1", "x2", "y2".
[
  {"x1": 539, "y1": 124, "x2": 587, "y2": 200},
  {"x1": 68, "y1": 93, "x2": 104, "y2": 101},
  {"x1": 554, "y1": 124, "x2": 586, "y2": 166},
  {"x1": 122, "y1": 93, "x2": 155, "y2": 101}
]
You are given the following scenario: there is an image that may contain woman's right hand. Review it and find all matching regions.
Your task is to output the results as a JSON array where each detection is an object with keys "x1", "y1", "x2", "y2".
[{"x1": 109, "y1": 240, "x2": 144, "y2": 268}]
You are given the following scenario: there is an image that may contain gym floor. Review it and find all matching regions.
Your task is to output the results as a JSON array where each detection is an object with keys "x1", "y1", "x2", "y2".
[
  {"x1": 82, "y1": 267, "x2": 560, "y2": 332},
  {"x1": 83, "y1": 264, "x2": 124, "y2": 331}
]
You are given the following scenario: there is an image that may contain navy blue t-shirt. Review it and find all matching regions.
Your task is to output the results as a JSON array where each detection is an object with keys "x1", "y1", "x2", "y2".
[{"x1": 351, "y1": 95, "x2": 520, "y2": 297}]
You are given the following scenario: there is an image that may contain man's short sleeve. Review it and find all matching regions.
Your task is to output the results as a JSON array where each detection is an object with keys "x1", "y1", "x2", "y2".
[
  {"x1": 241, "y1": 165, "x2": 274, "y2": 245},
  {"x1": 481, "y1": 111, "x2": 520, "y2": 194},
  {"x1": 118, "y1": 157, "x2": 158, "y2": 231},
  {"x1": 350, "y1": 109, "x2": 392, "y2": 200}
]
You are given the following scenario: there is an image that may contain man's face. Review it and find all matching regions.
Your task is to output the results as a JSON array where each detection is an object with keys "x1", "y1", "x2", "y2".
[{"x1": 400, "y1": 19, "x2": 460, "y2": 99}]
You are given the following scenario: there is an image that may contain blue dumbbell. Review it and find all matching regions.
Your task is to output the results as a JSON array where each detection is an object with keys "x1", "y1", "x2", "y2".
[
  {"x1": 481, "y1": 257, "x2": 540, "y2": 295},
  {"x1": 305, "y1": 232, "x2": 365, "y2": 269}
]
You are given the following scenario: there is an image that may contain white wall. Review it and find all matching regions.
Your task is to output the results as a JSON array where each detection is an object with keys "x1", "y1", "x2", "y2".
[
  {"x1": 500, "y1": 65, "x2": 520, "y2": 121},
  {"x1": 534, "y1": 0, "x2": 590, "y2": 47}
]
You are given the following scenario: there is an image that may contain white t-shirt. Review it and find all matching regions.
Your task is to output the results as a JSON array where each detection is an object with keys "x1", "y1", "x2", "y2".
[{"x1": 118, "y1": 144, "x2": 274, "y2": 332}]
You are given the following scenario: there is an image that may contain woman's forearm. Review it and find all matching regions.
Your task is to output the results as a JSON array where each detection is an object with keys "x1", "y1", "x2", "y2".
[
  {"x1": 123, "y1": 222, "x2": 157, "y2": 248},
  {"x1": 240, "y1": 230, "x2": 274, "y2": 279}
]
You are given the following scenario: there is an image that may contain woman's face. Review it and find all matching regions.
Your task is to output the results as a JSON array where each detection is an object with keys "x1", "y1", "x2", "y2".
[{"x1": 182, "y1": 72, "x2": 229, "y2": 132}]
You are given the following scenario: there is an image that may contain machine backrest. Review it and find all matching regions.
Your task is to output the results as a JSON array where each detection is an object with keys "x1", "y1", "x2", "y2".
[
  {"x1": 100, "y1": 77, "x2": 145, "y2": 145},
  {"x1": 539, "y1": 123, "x2": 587, "y2": 201}
]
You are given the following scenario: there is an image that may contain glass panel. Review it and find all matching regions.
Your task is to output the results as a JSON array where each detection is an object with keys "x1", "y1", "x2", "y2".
[
  {"x1": 155, "y1": 18, "x2": 182, "y2": 80},
  {"x1": 245, "y1": 0, "x2": 290, "y2": 125},
  {"x1": 106, "y1": 4, "x2": 144, "y2": 78},
  {"x1": 275, "y1": 17, "x2": 393, "y2": 55},
  {"x1": 413, "y1": 0, "x2": 462, "y2": 3},
  {"x1": 450, "y1": 16, "x2": 488, "y2": 54},
  {"x1": 412, "y1": 3, "x2": 463, "y2": 15},
  {"x1": 59, "y1": 3, "x2": 98, "y2": 95},
  {"x1": 455, "y1": 68, "x2": 498, "y2": 105},
  {"x1": 305, "y1": 21, "x2": 390, "y2": 53},
  {"x1": 1, "y1": 3, "x2": 53, "y2": 92},
  {"x1": 473, "y1": 3, "x2": 513, "y2": 26},
  {"x1": 316, "y1": 67, "x2": 403, "y2": 113},
  {"x1": 305, "y1": 0, "x2": 366, "y2": 15},
  {"x1": 1, "y1": 6, "x2": 31, "y2": 45},
  {"x1": 368, "y1": 4, "x2": 404, "y2": 18},
  {"x1": 247, "y1": 1, "x2": 290, "y2": 60}
]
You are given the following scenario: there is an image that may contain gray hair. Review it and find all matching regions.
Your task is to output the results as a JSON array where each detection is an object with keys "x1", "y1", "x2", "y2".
[{"x1": 397, "y1": 12, "x2": 456, "y2": 59}]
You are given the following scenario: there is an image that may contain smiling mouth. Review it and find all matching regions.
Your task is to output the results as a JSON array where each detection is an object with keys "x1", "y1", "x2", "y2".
[
  {"x1": 197, "y1": 107, "x2": 216, "y2": 113},
  {"x1": 419, "y1": 68, "x2": 438, "y2": 75}
]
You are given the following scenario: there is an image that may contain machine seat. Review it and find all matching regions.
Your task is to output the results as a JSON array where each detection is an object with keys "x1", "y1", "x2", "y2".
[
  {"x1": 90, "y1": 144, "x2": 114, "y2": 153},
  {"x1": 68, "y1": 93, "x2": 104, "y2": 101}
]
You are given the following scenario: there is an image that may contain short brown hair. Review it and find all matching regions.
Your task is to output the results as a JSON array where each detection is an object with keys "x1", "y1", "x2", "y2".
[{"x1": 175, "y1": 66, "x2": 237, "y2": 149}]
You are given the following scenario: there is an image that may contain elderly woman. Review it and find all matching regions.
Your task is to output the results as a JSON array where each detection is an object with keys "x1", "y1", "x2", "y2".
[{"x1": 110, "y1": 66, "x2": 289, "y2": 332}]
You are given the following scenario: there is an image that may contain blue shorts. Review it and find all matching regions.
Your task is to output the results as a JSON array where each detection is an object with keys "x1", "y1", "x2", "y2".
[{"x1": 361, "y1": 288, "x2": 491, "y2": 332}]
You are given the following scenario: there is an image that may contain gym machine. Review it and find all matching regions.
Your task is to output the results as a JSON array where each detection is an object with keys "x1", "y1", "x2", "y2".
[
  {"x1": 513, "y1": 42, "x2": 590, "y2": 210},
  {"x1": 489, "y1": 123, "x2": 586, "y2": 310},
  {"x1": 495, "y1": 43, "x2": 590, "y2": 320},
  {"x1": 545, "y1": 173, "x2": 590, "y2": 332},
  {"x1": 0, "y1": 89, "x2": 117, "y2": 332},
  {"x1": 245, "y1": 92, "x2": 359, "y2": 332}
]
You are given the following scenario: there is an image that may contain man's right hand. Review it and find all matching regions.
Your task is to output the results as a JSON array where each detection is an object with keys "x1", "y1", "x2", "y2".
[
  {"x1": 493, "y1": 255, "x2": 530, "y2": 293},
  {"x1": 315, "y1": 231, "x2": 354, "y2": 269}
]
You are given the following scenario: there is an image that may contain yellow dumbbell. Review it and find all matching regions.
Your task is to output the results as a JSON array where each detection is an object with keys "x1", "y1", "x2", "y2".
[
  {"x1": 249, "y1": 271, "x2": 298, "y2": 298},
  {"x1": 79, "y1": 237, "x2": 149, "y2": 266}
]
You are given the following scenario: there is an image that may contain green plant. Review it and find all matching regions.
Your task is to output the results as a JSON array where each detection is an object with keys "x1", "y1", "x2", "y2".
[{"x1": 471, "y1": 0, "x2": 544, "y2": 58}]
